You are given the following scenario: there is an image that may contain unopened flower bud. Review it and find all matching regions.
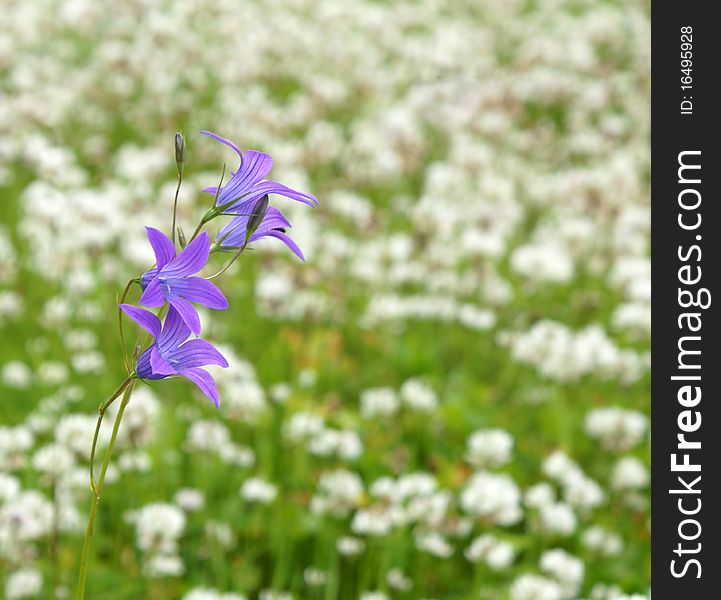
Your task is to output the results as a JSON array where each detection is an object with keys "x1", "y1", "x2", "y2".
[
  {"x1": 246, "y1": 195, "x2": 269, "y2": 242},
  {"x1": 174, "y1": 132, "x2": 185, "y2": 175},
  {"x1": 177, "y1": 226, "x2": 187, "y2": 248}
]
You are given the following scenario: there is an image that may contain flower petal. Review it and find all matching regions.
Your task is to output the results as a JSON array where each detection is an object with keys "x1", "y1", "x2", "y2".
[
  {"x1": 158, "y1": 307, "x2": 191, "y2": 353},
  {"x1": 140, "y1": 267, "x2": 158, "y2": 290},
  {"x1": 200, "y1": 130, "x2": 244, "y2": 160},
  {"x1": 216, "y1": 214, "x2": 249, "y2": 248},
  {"x1": 167, "y1": 296, "x2": 202, "y2": 336},
  {"x1": 253, "y1": 229, "x2": 305, "y2": 261},
  {"x1": 162, "y1": 232, "x2": 210, "y2": 278},
  {"x1": 164, "y1": 277, "x2": 229, "y2": 310},
  {"x1": 256, "y1": 206, "x2": 292, "y2": 231},
  {"x1": 151, "y1": 345, "x2": 177, "y2": 376},
  {"x1": 119, "y1": 304, "x2": 162, "y2": 338},
  {"x1": 169, "y1": 338, "x2": 229, "y2": 369},
  {"x1": 145, "y1": 227, "x2": 176, "y2": 269},
  {"x1": 136, "y1": 346, "x2": 165, "y2": 380},
  {"x1": 181, "y1": 367, "x2": 222, "y2": 408},
  {"x1": 139, "y1": 277, "x2": 164, "y2": 307},
  {"x1": 217, "y1": 151, "x2": 274, "y2": 207},
  {"x1": 247, "y1": 180, "x2": 318, "y2": 207}
]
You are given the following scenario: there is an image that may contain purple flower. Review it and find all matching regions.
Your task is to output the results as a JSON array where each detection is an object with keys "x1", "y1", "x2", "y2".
[
  {"x1": 119, "y1": 304, "x2": 228, "y2": 407},
  {"x1": 200, "y1": 130, "x2": 318, "y2": 212},
  {"x1": 139, "y1": 227, "x2": 228, "y2": 335},
  {"x1": 216, "y1": 197, "x2": 305, "y2": 260}
]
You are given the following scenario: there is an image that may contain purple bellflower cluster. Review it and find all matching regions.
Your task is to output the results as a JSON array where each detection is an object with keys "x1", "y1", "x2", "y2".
[
  {"x1": 77, "y1": 131, "x2": 316, "y2": 600},
  {"x1": 120, "y1": 131, "x2": 316, "y2": 407}
]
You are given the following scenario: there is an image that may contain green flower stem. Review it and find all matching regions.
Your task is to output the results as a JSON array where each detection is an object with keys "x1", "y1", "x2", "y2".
[
  {"x1": 88, "y1": 376, "x2": 135, "y2": 493},
  {"x1": 77, "y1": 378, "x2": 136, "y2": 600},
  {"x1": 188, "y1": 163, "x2": 226, "y2": 244},
  {"x1": 171, "y1": 171, "x2": 183, "y2": 246},
  {"x1": 117, "y1": 279, "x2": 139, "y2": 374}
]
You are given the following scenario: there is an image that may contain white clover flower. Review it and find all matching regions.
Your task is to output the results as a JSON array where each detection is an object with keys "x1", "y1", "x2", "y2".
[
  {"x1": 465, "y1": 534, "x2": 515, "y2": 570},
  {"x1": 186, "y1": 420, "x2": 231, "y2": 453},
  {"x1": 205, "y1": 520, "x2": 236, "y2": 549},
  {"x1": 1, "y1": 361, "x2": 32, "y2": 389},
  {"x1": 351, "y1": 506, "x2": 400, "y2": 536},
  {"x1": 582, "y1": 526, "x2": 623, "y2": 556},
  {"x1": 258, "y1": 590, "x2": 293, "y2": 600},
  {"x1": 218, "y1": 443, "x2": 256, "y2": 468},
  {"x1": 588, "y1": 583, "x2": 624, "y2": 600},
  {"x1": 585, "y1": 408, "x2": 648, "y2": 451},
  {"x1": 542, "y1": 451, "x2": 580, "y2": 484},
  {"x1": 55, "y1": 414, "x2": 105, "y2": 457},
  {"x1": 117, "y1": 451, "x2": 152, "y2": 473},
  {"x1": 510, "y1": 574, "x2": 564, "y2": 600},
  {"x1": 240, "y1": 477, "x2": 278, "y2": 504},
  {"x1": 144, "y1": 553, "x2": 184, "y2": 577},
  {"x1": 510, "y1": 242, "x2": 574, "y2": 284},
  {"x1": 360, "y1": 387, "x2": 399, "y2": 418},
  {"x1": 399, "y1": 378, "x2": 438, "y2": 412},
  {"x1": 174, "y1": 488, "x2": 205, "y2": 512},
  {"x1": 182, "y1": 589, "x2": 223, "y2": 600},
  {"x1": 71, "y1": 351, "x2": 105, "y2": 373},
  {"x1": 290, "y1": 365, "x2": 314, "y2": 387},
  {"x1": 460, "y1": 471, "x2": 522, "y2": 526},
  {"x1": 0, "y1": 473, "x2": 20, "y2": 502},
  {"x1": 406, "y1": 490, "x2": 451, "y2": 527},
  {"x1": 310, "y1": 469, "x2": 364, "y2": 517},
  {"x1": 538, "y1": 502, "x2": 577, "y2": 536},
  {"x1": 131, "y1": 503, "x2": 186, "y2": 555},
  {"x1": 222, "y1": 380, "x2": 268, "y2": 422},
  {"x1": 32, "y1": 443, "x2": 75, "y2": 479},
  {"x1": 303, "y1": 567, "x2": 327, "y2": 587},
  {"x1": 37, "y1": 361, "x2": 69, "y2": 385},
  {"x1": 336, "y1": 536, "x2": 365, "y2": 557},
  {"x1": 415, "y1": 531, "x2": 454, "y2": 558},
  {"x1": 269, "y1": 383, "x2": 292, "y2": 403},
  {"x1": 457, "y1": 304, "x2": 496, "y2": 331},
  {"x1": 525, "y1": 483, "x2": 556, "y2": 509},
  {"x1": 0, "y1": 426, "x2": 35, "y2": 471},
  {"x1": 5, "y1": 568, "x2": 43, "y2": 600},
  {"x1": 611, "y1": 457, "x2": 649, "y2": 490},
  {"x1": 465, "y1": 429, "x2": 513, "y2": 468},
  {"x1": 308, "y1": 429, "x2": 363, "y2": 460},
  {"x1": 360, "y1": 592, "x2": 390, "y2": 600},
  {"x1": 540, "y1": 549, "x2": 584, "y2": 597},
  {"x1": 386, "y1": 568, "x2": 412, "y2": 591},
  {"x1": 284, "y1": 412, "x2": 325, "y2": 442},
  {"x1": 562, "y1": 471, "x2": 605, "y2": 511},
  {"x1": 0, "y1": 491, "x2": 53, "y2": 546},
  {"x1": 108, "y1": 386, "x2": 160, "y2": 447}
]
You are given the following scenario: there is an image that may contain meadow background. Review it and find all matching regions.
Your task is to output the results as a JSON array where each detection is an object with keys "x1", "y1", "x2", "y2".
[{"x1": 0, "y1": 0, "x2": 651, "y2": 599}]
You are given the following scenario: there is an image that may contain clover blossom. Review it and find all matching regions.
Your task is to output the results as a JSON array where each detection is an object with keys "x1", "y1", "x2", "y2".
[
  {"x1": 119, "y1": 304, "x2": 228, "y2": 407},
  {"x1": 139, "y1": 227, "x2": 228, "y2": 335}
]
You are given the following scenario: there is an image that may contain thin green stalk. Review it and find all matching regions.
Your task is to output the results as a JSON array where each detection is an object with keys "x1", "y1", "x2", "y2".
[
  {"x1": 117, "y1": 279, "x2": 138, "y2": 374},
  {"x1": 205, "y1": 245, "x2": 245, "y2": 280},
  {"x1": 77, "y1": 379, "x2": 136, "y2": 600},
  {"x1": 49, "y1": 481, "x2": 59, "y2": 600},
  {"x1": 88, "y1": 376, "x2": 134, "y2": 493},
  {"x1": 171, "y1": 172, "x2": 182, "y2": 245},
  {"x1": 188, "y1": 164, "x2": 226, "y2": 243}
]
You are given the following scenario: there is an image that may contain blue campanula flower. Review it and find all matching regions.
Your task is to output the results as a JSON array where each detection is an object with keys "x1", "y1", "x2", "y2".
[
  {"x1": 216, "y1": 197, "x2": 305, "y2": 260},
  {"x1": 139, "y1": 227, "x2": 228, "y2": 335},
  {"x1": 119, "y1": 304, "x2": 228, "y2": 407},
  {"x1": 200, "y1": 130, "x2": 318, "y2": 212}
]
